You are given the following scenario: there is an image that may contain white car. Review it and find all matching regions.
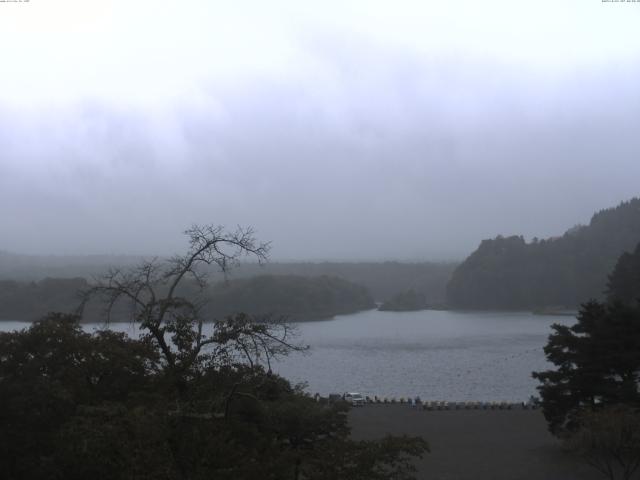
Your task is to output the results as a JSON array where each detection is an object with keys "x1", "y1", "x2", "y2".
[{"x1": 344, "y1": 392, "x2": 366, "y2": 406}]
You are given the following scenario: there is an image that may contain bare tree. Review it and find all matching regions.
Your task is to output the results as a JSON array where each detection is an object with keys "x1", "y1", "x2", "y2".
[{"x1": 79, "y1": 225, "x2": 305, "y2": 383}]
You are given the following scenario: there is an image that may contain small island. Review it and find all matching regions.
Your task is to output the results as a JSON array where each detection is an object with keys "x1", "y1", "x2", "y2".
[{"x1": 378, "y1": 289, "x2": 429, "y2": 312}]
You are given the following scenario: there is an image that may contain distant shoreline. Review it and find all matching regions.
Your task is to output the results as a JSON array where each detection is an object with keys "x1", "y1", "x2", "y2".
[
  {"x1": 0, "y1": 306, "x2": 579, "y2": 324},
  {"x1": 531, "y1": 308, "x2": 579, "y2": 317}
]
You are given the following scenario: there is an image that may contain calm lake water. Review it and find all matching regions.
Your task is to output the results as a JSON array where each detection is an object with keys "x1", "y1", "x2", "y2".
[{"x1": 0, "y1": 309, "x2": 573, "y2": 402}]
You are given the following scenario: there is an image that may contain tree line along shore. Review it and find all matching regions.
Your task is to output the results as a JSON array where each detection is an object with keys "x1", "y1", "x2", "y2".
[
  {"x1": 2, "y1": 197, "x2": 638, "y2": 319},
  {"x1": 1, "y1": 197, "x2": 639, "y2": 479}
]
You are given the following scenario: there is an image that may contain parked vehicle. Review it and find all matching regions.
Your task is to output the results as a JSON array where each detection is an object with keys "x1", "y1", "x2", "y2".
[{"x1": 344, "y1": 392, "x2": 365, "y2": 406}]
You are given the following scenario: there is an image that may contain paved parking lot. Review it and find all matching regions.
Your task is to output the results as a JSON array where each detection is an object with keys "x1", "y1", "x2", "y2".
[{"x1": 349, "y1": 405, "x2": 602, "y2": 480}]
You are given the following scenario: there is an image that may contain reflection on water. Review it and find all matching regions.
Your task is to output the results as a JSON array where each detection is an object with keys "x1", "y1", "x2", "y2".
[{"x1": 0, "y1": 309, "x2": 574, "y2": 402}]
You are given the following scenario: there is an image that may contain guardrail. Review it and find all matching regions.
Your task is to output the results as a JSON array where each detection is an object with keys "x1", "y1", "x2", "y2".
[{"x1": 314, "y1": 394, "x2": 540, "y2": 410}]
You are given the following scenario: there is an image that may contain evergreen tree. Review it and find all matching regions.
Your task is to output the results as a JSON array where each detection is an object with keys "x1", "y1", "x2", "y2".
[
  {"x1": 533, "y1": 301, "x2": 640, "y2": 435},
  {"x1": 448, "y1": 198, "x2": 640, "y2": 309},
  {"x1": 607, "y1": 242, "x2": 640, "y2": 306},
  {"x1": 533, "y1": 244, "x2": 640, "y2": 436}
]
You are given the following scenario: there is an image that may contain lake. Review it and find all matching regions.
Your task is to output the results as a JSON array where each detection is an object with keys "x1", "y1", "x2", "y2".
[{"x1": 0, "y1": 309, "x2": 573, "y2": 402}]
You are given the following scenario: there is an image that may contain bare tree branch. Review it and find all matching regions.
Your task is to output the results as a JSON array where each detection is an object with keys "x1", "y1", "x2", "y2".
[{"x1": 78, "y1": 224, "x2": 303, "y2": 387}]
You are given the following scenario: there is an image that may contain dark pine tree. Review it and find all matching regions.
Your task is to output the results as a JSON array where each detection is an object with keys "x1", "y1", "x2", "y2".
[
  {"x1": 607, "y1": 242, "x2": 640, "y2": 306},
  {"x1": 533, "y1": 244, "x2": 640, "y2": 435}
]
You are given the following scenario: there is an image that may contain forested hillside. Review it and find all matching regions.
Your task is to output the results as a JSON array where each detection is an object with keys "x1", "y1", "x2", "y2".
[
  {"x1": 0, "y1": 252, "x2": 142, "y2": 280},
  {"x1": 203, "y1": 275, "x2": 374, "y2": 321},
  {"x1": 607, "y1": 241, "x2": 640, "y2": 305},
  {"x1": 0, "y1": 275, "x2": 374, "y2": 322},
  {"x1": 0, "y1": 254, "x2": 456, "y2": 303},
  {"x1": 447, "y1": 198, "x2": 640, "y2": 309},
  {"x1": 0, "y1": 277, "x2": 89, "y2": 320},
  {"x1": 224, "y1": 262, "x2": 456, "y2": 303}
]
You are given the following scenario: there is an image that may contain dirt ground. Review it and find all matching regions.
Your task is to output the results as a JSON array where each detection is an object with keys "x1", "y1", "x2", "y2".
[{"x1": 349, "y1": 404, "x2": 604, "y2": 480}]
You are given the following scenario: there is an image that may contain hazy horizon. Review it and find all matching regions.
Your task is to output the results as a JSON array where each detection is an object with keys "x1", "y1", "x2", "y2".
[
  {"x1": 0, "y1": 249, "x2": 460, "y2": 264},
  {"x1": 2, "y1": 1, "x2": 639, "y2": 260}
]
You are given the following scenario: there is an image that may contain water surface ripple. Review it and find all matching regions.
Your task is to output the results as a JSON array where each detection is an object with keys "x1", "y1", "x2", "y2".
[{"x1": 0, "y1": 309, "x2": 573, "y2": 402}]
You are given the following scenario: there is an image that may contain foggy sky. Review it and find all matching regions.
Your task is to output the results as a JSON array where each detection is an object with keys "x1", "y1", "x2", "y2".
[{"x1": 1, "y1": 1, "x2": 640, "y2": 260}]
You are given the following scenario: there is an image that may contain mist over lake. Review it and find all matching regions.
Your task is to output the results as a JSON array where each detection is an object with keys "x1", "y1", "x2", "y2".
[{"x1": 3, "y1": 2, "x2": 640, "y2": 478}]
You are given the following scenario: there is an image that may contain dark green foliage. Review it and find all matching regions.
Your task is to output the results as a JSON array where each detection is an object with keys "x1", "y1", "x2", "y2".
[
  {"x1": 0, "y1": 255, "x2": 458, "y2": 306},
  {"x1": 532, "y1": 301, "x2": 640, "y2": 435},
  {"x1": 0, "y1": 226, "x2": 427, "y2": 479},
  {"x1": 0, "y1": 313, "x2": 427, "y2": 480},
  {"x1": 447, "y1": 198, "x2": 640, "y2": 309},
  {"x1": 379, "y1": 289, "x2": 428, "y2": 312},
  {"x1": 0, "y1": 314, "x2": 159, "y2": 479},
  {"x1": 607, "y1": 242, "x2": 640, "y2": 306},
  {"x1": 0, "y1": 275, "x2": 374, "y2": 322},
  {"x1": 0, "y1": 277, "x2": 89, "y2": 320},
  {"x1": 224, "y1": 261, "x2": 457, "y2": 304},
  {"x1": 534, "y1": 245, "x2": 640, "y2": 436},
  {"x1": 204, "y1": 274, "x2": 375, "y2": 321}
]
